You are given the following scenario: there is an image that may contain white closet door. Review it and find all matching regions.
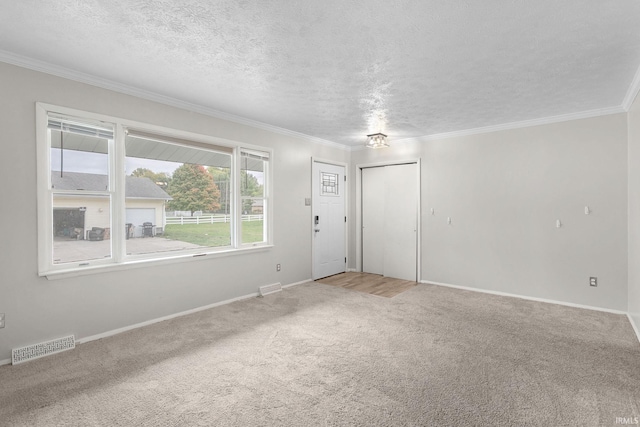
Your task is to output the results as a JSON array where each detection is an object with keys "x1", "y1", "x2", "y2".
[
  {"x1": 361, "y1": 163, "x2": 417, "y2": 281},
  {"x1": 362, "y1": 167, "x2": 385, "y2": 275},
  {"x1": 383, "y1": 164, "x2": 417, "y2": 281}
]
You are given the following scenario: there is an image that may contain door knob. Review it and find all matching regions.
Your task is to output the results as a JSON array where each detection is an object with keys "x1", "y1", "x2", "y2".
[{"x1": 314, "y1": 229, "x2": 320, "y2": 233}]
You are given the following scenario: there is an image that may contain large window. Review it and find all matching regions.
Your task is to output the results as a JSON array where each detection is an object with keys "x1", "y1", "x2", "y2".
[
  {"x1": 124, "y1": 130, "x2": 234, "y2": 257},
  {"x1": 37, "y1": 104, "x2": 272, "y2": 276}
]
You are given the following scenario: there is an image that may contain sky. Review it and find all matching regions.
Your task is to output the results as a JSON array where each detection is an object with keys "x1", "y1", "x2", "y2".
[
  {"x1": 50, "y1": 148, "x2": 108, "y2": 174},
  {"x1": 50, "y1": 149, "x2": 262, "y2": 184},
  {"x1": 125, "y1": 157, "x2": 181, "y2": 175},
  {"x1": 52, "y1": 149, "x2": 192, "y2": 175}
]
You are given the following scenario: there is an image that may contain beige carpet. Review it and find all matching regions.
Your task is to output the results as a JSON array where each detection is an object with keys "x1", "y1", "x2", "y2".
[{"x1": 1, "y1": 282, "x2": 639, "y2": 426}]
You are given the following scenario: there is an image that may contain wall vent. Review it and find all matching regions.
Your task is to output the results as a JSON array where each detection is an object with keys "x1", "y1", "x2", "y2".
[
  {"x1": 259, "y1": 283, "x2": 282, "y2": 297},
  {"x1": 12, "y1": 335, "x2": 75, "y2": 365}
]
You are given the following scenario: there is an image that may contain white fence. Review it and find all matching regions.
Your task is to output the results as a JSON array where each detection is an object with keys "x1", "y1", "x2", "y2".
[{"x1": 165, "y1": 214, "x2": 263, "y2": 225}]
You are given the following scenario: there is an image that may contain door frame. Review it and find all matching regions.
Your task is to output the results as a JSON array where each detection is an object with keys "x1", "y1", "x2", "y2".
[
  {"x1": 311, "y1": 157, "x2": 349, "y2": 280},
  {"x1": 356, "y1": 158, "x2": 421, "y2": 282}
]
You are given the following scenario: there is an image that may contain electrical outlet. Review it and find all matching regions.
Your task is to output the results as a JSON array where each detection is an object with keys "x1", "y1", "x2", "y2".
[
  {"x1": 276, "y1": 264, "x2": 281, "y2": 272},
  {"x1": 0, "y1": 313, "x2": 5, "y2": 328},
  {"x1": 590, "y1": 277, "x2": 598, "y2": 287}
]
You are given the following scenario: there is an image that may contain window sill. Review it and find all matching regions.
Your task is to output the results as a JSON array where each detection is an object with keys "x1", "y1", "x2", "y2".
[{"x1": 41, "y1": 244, "x2": 274, "y2": 280}]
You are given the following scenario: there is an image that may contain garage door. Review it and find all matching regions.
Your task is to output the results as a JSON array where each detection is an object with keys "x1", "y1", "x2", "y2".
[{"x1": 126, "y1": 208, "x2": 155, "y2": 237}]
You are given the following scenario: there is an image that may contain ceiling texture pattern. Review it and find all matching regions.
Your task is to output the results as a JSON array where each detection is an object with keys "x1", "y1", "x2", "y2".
[{"x1": 1, "y1": 0, "x2": 640, "y2": 147}]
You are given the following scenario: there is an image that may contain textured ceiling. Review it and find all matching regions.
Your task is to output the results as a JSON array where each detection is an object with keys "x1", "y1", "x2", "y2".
[{"x1": 1, "y1": 1, "x2": 640, "y2": 147}]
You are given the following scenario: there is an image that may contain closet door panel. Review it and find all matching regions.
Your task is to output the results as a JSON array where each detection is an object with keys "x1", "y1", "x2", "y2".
[
  {"x1": 361, "y1": 167, "x2": 385, "y2": 275},
  {"x1": 383, "y1": 164, "x2": 418, "y2": 281}
]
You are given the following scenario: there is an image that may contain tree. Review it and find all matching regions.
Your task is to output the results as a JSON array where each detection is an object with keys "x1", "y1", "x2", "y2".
[
  {"x1": 131, "y1": 167, "x2": 171, "y2": 188},
  {"x1": 241, "y1": 171, "x2": 263, "y2": 213},
  {"x1": 167, "y1": 164, "x2": 220, "y2": 215},
  {"x1": 208, "y1": 167, "x2": 231, "y2": 214},
  {"x1": 207, "y1": 167, "x2": 264, "y2": 214}
]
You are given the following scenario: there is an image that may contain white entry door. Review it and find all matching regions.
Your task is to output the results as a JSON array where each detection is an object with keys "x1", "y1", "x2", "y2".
[
  {"x1": 362, "y1": 163, "x2": 418, "y2": 281},
  {"x1": 312, "y1": 161, "x2": 346, "y2": 280}
]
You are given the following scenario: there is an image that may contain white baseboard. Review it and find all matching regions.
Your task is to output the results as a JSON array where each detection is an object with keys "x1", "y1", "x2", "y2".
[
  {"x1": 2, "y1": 279, "x2": 314, "y2": 366},
  {"x1": 420, "y1": 280, "x2": 627, "y2": 315},
  {"x1": 77, "y1": 292, "x2": 258, "y2": 345},
  {"x1": 347, "y1": 268, "x2": 357, "y2": 272},
  {"x1": 628, "y1": 314, "x2": 640, "y2": 344},
  {"x1": 8, "y1": 278, "x2": 635, "y2": 365},
  {"x1": 78, "y1": 278, "x2": 311, "y2": 346},
  {"x1": 282, "y1": 279, "x2": 312, "y2": 289}
]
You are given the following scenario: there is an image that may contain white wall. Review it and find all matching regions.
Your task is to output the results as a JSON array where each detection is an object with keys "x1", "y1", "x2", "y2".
[
  {"x1": 628, "y1": 92, "x2": 640, "y2": 335},
  {"x1": 350, "y1": 114, "x2": 629, "y2": 311},
  {"x1": 0, "y1": 62, "x2": 348, "y2": 362}
]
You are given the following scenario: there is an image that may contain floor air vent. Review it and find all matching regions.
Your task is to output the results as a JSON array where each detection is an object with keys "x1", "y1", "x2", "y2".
[
  {"x1": 12, "y1": 335, "x2": 75, "y2": 365},
  {"x1": 259, "y1": 283, "x2": 282, "y2": 297}
]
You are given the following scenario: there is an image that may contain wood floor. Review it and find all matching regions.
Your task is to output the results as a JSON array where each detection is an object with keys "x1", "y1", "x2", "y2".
[{"x1": 316, "y1": 272, "x2": 417, "y2": 298}]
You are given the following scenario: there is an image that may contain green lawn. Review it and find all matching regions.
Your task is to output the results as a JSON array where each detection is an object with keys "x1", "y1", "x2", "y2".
[{"x1": 164, "y1": 221, "x2": 264, "y2": 246}]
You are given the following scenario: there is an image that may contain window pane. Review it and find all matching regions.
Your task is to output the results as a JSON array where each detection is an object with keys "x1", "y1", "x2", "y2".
[
  {"x1": 125, "y1": 134, "x2": 232, "y2": 255},
  {"x1": 52, "y1": 194, "x2": 111, "y2": 264},
  {"x1": 240, "y1": 156, "x2": 265, "y2": 198},
  {"x1": 321, "y1": 172, "x2": 339, "y2": 196},
  {"x1": 48, "y1": 117, "x2": 113, "y2": 266},
  {"x1": 240, "y1": 151, "x2": 267, "y2": 244},
  {"x1": 49, "y1": 129, "x2": 110, "y2": 182},
  {"x1": 241, "y1": 201, "x2": 266, "y2": 244}
]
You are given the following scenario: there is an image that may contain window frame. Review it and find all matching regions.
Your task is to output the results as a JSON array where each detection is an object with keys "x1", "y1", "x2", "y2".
[
  {"x1": 36, "y1": 103, "x2": 273, "y2": 278},
  {"x1": 239, "y1": 149, "x2": 270, "y2": 246}
]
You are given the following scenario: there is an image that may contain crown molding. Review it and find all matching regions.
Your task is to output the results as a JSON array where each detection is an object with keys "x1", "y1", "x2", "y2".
[
  {"x1": 0, "y1": 50, "x2": 348, "y2": 151},
  {"x1": 0, "y1": 50, "x2": 632, "y2": 153},
  {"x1": 622, "y1": 63, "x2": 640, "y2": 111},
  {"x1": 361, "y1": 105, "x2": 626, "y2": 151}
]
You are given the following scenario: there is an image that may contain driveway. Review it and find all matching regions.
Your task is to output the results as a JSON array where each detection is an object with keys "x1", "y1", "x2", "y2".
[{"x1": 53, "y1": 237, "x2": 204, "y2": 264}]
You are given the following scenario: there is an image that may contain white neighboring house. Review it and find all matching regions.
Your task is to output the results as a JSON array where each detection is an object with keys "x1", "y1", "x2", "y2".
[{"x1": 51, "y1": 172, "x2": 172, "y2": 240}]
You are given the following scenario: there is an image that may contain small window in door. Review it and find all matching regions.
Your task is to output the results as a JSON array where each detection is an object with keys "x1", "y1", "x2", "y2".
[{"x1": 321, "y1": 172, "x2": 339, "y2": 196}]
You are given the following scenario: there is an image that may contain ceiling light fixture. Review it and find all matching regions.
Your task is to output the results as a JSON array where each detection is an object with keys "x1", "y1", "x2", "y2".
[{"x1": 365, "y1": 132, "x2": 389, "y2": 149}]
